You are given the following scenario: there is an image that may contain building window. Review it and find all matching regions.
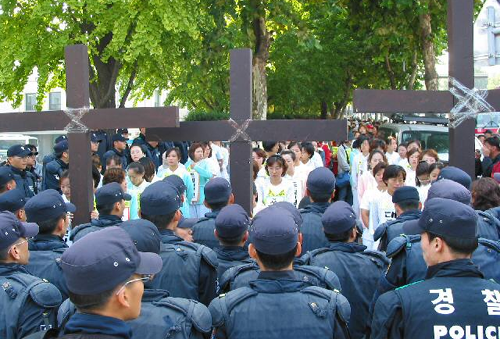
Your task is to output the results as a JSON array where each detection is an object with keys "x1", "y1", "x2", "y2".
[
  {"x1": 25, "y1": 93, "x2": 37, "y2": 111},
  {"x1": 49, "y1": 92, "x2": 61, "y2": 111},
  {"x1": 154, "y1": 90, "x2": 161, "y2": 107}
]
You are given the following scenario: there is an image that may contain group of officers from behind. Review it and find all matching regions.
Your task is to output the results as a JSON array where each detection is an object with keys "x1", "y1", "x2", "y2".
[{"x1": 0, "y1": 163, "x2": 499, "y2": 338}]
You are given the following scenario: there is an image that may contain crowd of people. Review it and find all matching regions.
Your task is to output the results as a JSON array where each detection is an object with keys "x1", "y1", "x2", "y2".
[{"x1": 0, "y1": 122, "x2": 499, "y2": 338}]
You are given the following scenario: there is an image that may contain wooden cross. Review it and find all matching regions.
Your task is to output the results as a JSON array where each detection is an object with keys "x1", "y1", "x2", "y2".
[
  {"x1": 0, "y1": 45, "x2": 179, "y2": 225},
  {"x1": 148, "y1": 49, "x2": 348, "y2": 214},
  {"x1": 354, "y1": 0, "x2": 500, "y2": 177}
]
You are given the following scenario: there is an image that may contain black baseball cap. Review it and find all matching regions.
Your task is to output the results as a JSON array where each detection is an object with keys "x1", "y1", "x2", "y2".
[
  {"x1": 0, "y1": 211, "x2": 39, "y2": 250},
  {"x1": 215, "y1": 204, "x2": 249, "y2": 239},
  {"x1": 24, "y1": 189, "x2": 76, "y2": 223},
  {"x1": 306, "y1": 167, "x2": 336, "y2": 196},
  {"x1": 0, "y1": 189, "x2": 28, "y2": 213},
  {"x1": 95, "y1": 183, "x2": 131, "y2": 206},
  {"x1": 322, "y1": 201, "x2": 357, "y2": 234},
  {"x1": 7, "y1": 145, "x2": 31, "y2": 157},
  {"x1": 112, "y1": 134, "x2": 128, "y2": 143},
  {"x1": 140, "y1": 181, "x2": 181, "y2": 216},
  {"x1": 204, "y1": 178, "x2": 232, "y2": 204},
  {"x1": 0, "y1": 167, "x2": 15, "y2": 186}
]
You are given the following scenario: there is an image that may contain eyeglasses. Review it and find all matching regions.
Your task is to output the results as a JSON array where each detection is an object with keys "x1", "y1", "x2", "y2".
[
  {"x1": 8, "y1": 237, "x2": 30, "y2": 254},
  {"x1": 115, "y1": 275, "x2": 152, "y2": 295}
]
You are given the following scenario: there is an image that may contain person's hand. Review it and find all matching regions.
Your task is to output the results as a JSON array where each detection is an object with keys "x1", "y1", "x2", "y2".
[
  {"x1": 190, "y1": 162, "x2": 196, "y2": 169},
  {"x1": 90, "y1": 210, "x2": 99, "y2": 220}
]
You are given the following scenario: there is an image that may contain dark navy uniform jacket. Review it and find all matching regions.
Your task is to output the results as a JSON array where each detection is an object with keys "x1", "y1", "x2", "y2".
[
  {"x1": 70, "y1": 215, "x2": 123, "y2": 242},
  {"x1": 43, "y1": 159, "x2": 68, "y2": 193},
  {"x1": 299, "y1": 202, "x2": 330, "y2": 253},
  {"x1": 7, "y1": 165, "x2": 37, "y2": 198},
  {"x1": 148, "y1": 229, "x2": 218, "y2": 306},
  {"x1": 475, "y1": 209, "x2": 500, "y2": 241},
  {"x1": 209, "y1": 270, "x2": 351, "y2": 339},
  {"x1": 374, "y1": 210, "x2": 421, "y2": 252},
  {"x1": 302, "y1": 242, "x2": 389, "y2": 339},
  {"x1": 371, "y1": 259, "x2": 500, "y2": 339},
  {"x1": 192, "y1": 210, "x2": 220, "y2": 250},
  {"x1": 374, "y1": 235, "x2": 500, "y2": 307},
  {"x1": 102, "y1": 148, "x2": 128, "y2": 171},
  {"x1": 0, "y1": 263, "x2": 62, "y2": 339},
  {"x1": 63, "y1": 313, "x2": 132, "y2": 339},
  {"x1": 27, "y1": 234, "x2": 69, "y2": 300},
  {"x1": 213, "y1": 245, "x2": 253, "y2": 281}
]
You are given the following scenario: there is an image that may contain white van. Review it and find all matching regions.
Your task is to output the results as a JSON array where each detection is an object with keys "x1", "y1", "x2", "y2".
[{"x1": 0, "y1": 134, "x2": 38, "y2": 162}]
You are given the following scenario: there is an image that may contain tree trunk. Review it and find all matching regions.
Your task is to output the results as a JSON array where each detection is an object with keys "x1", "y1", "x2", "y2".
[
  {"x1": 250, "y1": 4, "x2": 271, "y2": 120},
  {"x1": 419, "y1": 12, "x2": 438, "y2": 90},
  {"x1": 385, "y1": 55, "x2": 397, "y2": 90},
  {"x1": 408, "y1": 51, "x2": 419, "y2": 90},
  {"x1": 321, "y1": 101, "x2": 328, "y2": 119}
]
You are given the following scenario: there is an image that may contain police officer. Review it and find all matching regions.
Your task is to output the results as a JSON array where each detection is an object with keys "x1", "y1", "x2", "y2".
[
  {"x1": 0, "y1": 167, "x2": 16, "y2": 194},
  {"x1": 192, "y1": 177, "x2": 234, "y2": 249},
  {"x1": 0, "y1": 211, "x2": 62, "y2": 338},
  {"x1": 102, "y1": 134, "x2": 129, "y2": 171},
  {"x1": 300, "y1": 167, "x2": 335, "y2": 252},
  {"x1": 43, "y1": 140, "x2": 69, "y2": 192},
  {"x1": 139, "y1": 181, "x2": 218, "y2": 305},
  {"x1": 24, "y1": 144, "x2": 42, "y2": 192},
  {"x1": 374, "y1": 186, "x2": 422, "y2": 251},
  {"x1": 24, "y1": 189, "x2": 76, "y2": 300},
  {"x1": 209, "y1": 206, "x2": 351, "y2": 339},
  {"x1": 375, "y1": 179, "x2": 500, "y2": 304},
  {"x1": 213, "y1": 204, "x2": 253, "y2": 280},
  {"x1": 90, "y1": 132, "x2": 101, "y2": 156},
  {"x1": 71, "y1": 182, "x2": 130, "y2": 242},
  {"x1": 371, "y1": 198, "x2": 500, "y2": 339},
  {"x1": 302, "y1": 201, "x2": 389, "y2": 339},
  {"x1": 55, "y1": 227, "x2": 162, "y2": 338},
  {"x1": 218, "y1": 203, "x2": 342, "y2": 294},
  {"x1": 0, "y1": 189, "x2": 27, "y2": 221},
  {"x1": 5, "y1": 145, "x2": 37, "y2": 198}
]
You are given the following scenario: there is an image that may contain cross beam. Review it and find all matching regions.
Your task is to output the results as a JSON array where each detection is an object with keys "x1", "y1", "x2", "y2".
[
  {"x1": 148, "y1": 49, "x2": 348, "y2": 214},
  {"x1": 0, "y1": 45, "x2": 179, "y2": 225},
  {"x1": 354, "y1": 0, "x2": 500, "y2": 177}
]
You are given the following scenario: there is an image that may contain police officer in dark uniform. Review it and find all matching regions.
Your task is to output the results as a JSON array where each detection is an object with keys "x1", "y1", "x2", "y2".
[
  {"x1": 209, "y1": 206, "x2": 351, "y2": 339},
  {"x1": 44, "y1": 140, "x2": 69, "y2": 192},
  {"x1": 5, "y1": 145, "x2": 37, "y2": 198},
  {"x1": 134, "y1": 128, "x2": 165, "y2": 169},
  {"x1": 374, "y1": 186, "x2": 422, "y2": 251},
  {"x1": 302, "y1": 201, "x2": 389, "y2": 339},
  {"x1": 371, "y1": 198, "x2": 500, "y2": 339},
  {"x1": 140, "y1": 181, "x2": 218, "y2": 306},
  {"x1": 0, "y1": 189, "x2": 27, "y2": 221},
  {"x1": 24, "y1": 189, "x2": 76, "y2": 300},
  {"x1": 102, "y1": 134, "x2": 129, "y2": 171},
  {"x1": 55, "y1": 226, "x2": 162, "y2": 338},
  {"x1": 56, "y1": 220, "x2": 212, "y2": 339},
  {"x1": 213, "y1": 204, "x2": 252, "y2": 280},
  {"x1": 0, "y1": 167, "x2": 16, "y2": 194},
  {"x1": 300, "y1": 167, "x2": 336, "y2": 252},
  {"x1": 0, "y1": 211, "x2": 62, "y2": 338},
  {"x1": 374, "y1": 180, "x2": 500, "y2": 305},
  {"x1": 41, "y1": 135, "x2": 66, "y2": 187},
  {"x1": 219, "y1": 203, "x2": 342, "y2": 294},
  {"x1": 192, "y1": 177, "x2": 234, "y2": 249},
  {"x1": 437, "y1": 165, "x2": 472, "y2": 189},
  {"x1": 70, "y1": 182, "x2": 130, "y2": 242},
  {"x1": 89, "y1": 132, "x2": 101, "y2": 157}
]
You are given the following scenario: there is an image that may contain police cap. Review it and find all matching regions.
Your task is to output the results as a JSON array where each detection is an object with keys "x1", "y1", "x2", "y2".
[
  {"x1": 121, "y1": 219, "x2": 161, "y2": 254},
  {"x1": 7, "y1": 145, "x2": 31, "y2": 157},
  {"x1": 268, "y1": 201, "x2": 303, "y2": 229},
  {"x1": 427, "y1": 179, "x2": 471, "y2": 205},
  {"x1": 215, "y1": 204, "x2": 249, "y2": 239},
  {"x1": 404, "y1": 197, "x2": 477, "y2": 239},
  {"x1": 250, "y1": 207, "x2": 299, "y2": 255},
  {"x1": 437, "y1": 166, "x2": 472, "y2": 190},
  {"x1": 163, "y1": 175, "x2": 187, "y2": 195},
  {"x1": 140, "y1": 181, "x2": 180, "y2": 216},
  {"x1": 0, "y1": 189, "x2": 27, "y2": 213},
  {"x1": 0, "y1": 211, "x2": 38, "y2": 250},
  {"x1": 322, "y1": 201, "x2": 357, "y2": 234},
  {"x1": 306, "y1": 167, "x2": 336, "y2": 196},
  {"x1": 0, "y1": 167, "x2": 15, "y2": 186},
  {"x1": 53, "y1": 140, "x2": 69, "y2": 154},
  {"x1": 392, "y1": 186, "x2": 420, "y2": 204},
  {"x1": 61, "y1": 226, "x2": 162, "y2": 295},
  {"x1": 95, "y1": 183, "x2": 132, "y2": 206},
  {"x1": 112, "y1": 134, "x2": 128, "y2": 143},
  {"x1": 177, "y1": 216, "x2": 198, "y2": 229},
  {"x1": 204, "y1": 177, "x2": 232, "y2": 204},
  {"x1": 24, "y1": 189, "x2": 76, "y2": 223}
]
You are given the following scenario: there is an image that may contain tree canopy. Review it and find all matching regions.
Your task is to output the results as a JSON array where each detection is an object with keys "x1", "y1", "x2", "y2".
[{"x1": 0, "y1": 0, "x2": 483, "y2": 118}]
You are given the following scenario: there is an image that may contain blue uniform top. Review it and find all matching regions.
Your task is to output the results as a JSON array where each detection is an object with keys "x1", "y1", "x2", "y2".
[
  {"x1": 102, "y1": 148, "x2": 128, "y2": 171},
  {"x1": 213, "y1": 245, "x2": 252, "y2": 281},
  {"x1": 43, "y1": 158, "x2": 68, "y2": 193},
  {"x1": 63, "y1": 313, "x2": 132, "y2": 339},
  {"x1": 374, "y1": 210, "x2": 421, "y2": 252},
  {"x1": 371, "y1": 259, "x2": 500, "y2": 339},
  {"x1": 7, "y1": 165, "x2": 37, "y2": 198},
  {"x1": 70, "y1": 215, "x2": 123, "y2": 242},
  {"x1": 299, "y1": 202, "x2": 330, "y2": 253},
  {"x1": 192, "y1": 210, "x2": 221, "y2": 249}
]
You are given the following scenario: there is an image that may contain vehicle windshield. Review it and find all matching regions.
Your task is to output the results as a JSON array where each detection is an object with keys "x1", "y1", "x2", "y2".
[
  {"x1": 477, "y1": 113, "x2": 500, "y2": 128},
  {"x1": 401, "y1": 131, "x2": 449, "y2": 154}
]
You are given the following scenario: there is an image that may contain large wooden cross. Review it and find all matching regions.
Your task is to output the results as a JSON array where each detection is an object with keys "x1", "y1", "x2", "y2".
[
  {"x1": 148, "y1": 49, "x2": 348, "y2": 214},
  {"x1": 354, "y1": 0, "x2": 500, "y2": 177},
  {"x1": 0, "y1": 45, "x2": 179, "y2": 225}
]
